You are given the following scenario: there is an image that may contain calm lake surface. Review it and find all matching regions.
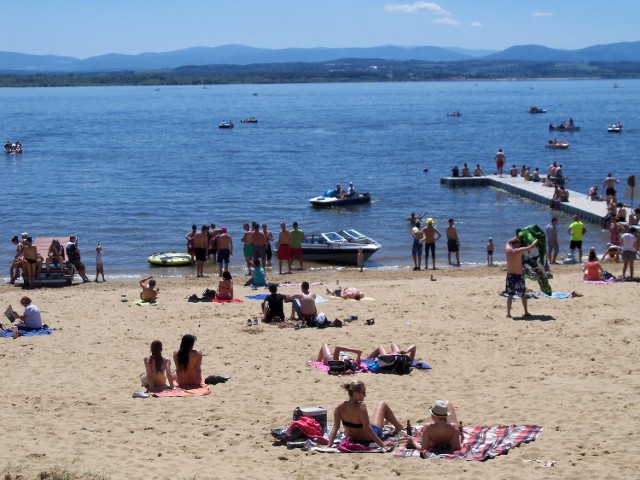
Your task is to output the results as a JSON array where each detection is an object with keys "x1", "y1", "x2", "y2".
[{"x1": 1, "y1": 80, "x2": 637, "y2": 278}]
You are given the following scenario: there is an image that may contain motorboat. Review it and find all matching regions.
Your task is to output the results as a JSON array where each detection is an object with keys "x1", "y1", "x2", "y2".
[
  {"x1": 241, "y1": 117, "x2": 258, "y2": 123},
  {"x1": 607, "y1": 123, "x2": 622, "y2": 133},
  {"x1": 309, "y1": 192, "x2": 371, "y2": 207},
  {"x1": 545, "y1": 140, "x2": 570, "y2": 149},
  {"x1": 218, "y1": 120, "x2": 234, "y2": 129},
  {"x1": 549, "y1": 123, "x2": 580, "y2": 132},
  {"x1": 446, "y1": 111, "x2": 462, "y2": 117},
  {"x1": 528, "y1": 106, "x2": 547, "y2": 114},
  {"x1": 297, "y1": 230, "x2": 381, "y2": 264}
]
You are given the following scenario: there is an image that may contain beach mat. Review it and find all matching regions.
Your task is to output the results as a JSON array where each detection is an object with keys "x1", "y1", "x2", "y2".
[
  {"x1": 150, "y1": 384, "x2": 211, "y2": 397},
  {"x1": 212, "y1": 298, "x2": 243, "y2": 303},
  {"x1": 394, "y1": 424, "x2": 543, "y2": 461},
  {"x1": 2, "y1": 328, "x2": 53, "y2": 338}
]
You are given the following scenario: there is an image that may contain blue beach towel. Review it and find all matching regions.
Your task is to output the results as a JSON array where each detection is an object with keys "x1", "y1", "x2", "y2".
[{"x1": 2, "y1": 328, "x2": 53, "y2": 338}]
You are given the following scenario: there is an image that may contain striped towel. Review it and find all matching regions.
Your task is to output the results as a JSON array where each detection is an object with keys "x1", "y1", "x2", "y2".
[{"x1": 395, "y1": 424, "x2": 543, "y2": 461}]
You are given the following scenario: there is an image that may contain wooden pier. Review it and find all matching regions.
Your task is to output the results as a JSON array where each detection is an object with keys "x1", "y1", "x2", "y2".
[{"x1": 440, "y1": 176, "x2": 608, "y2": 225}]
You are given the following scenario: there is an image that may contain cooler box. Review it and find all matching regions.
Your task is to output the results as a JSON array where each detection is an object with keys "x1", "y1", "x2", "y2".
[{"x1": 293, "y1": 407, "x2": 327, "y2": 433}]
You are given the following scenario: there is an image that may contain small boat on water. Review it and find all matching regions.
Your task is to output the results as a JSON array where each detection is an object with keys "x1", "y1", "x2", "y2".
[
  {"x1": 218, "y1": 120, "x2": 234, "y2": 129},
  {"x1": 545, "y1": 140, "x2": 570, "y2": 149},
  {"x1": 549, "y1": 123, "x2": 580, "y2": 132},
  {"x1": 148, "y1": 252, "x2": 192, "y2": 266},
  {"x1": 528, "y1": 106, "x2": 547, "y2": 114},
  {"x1": 241, "y1": 117, "x2": 258, "y2": 123},
  {"x1": 297, "y1": 230, "x2": 381, "y2": 265},
  {"x1": 607, "y1": 123, "x2": 622, "y2": 133},
  {"x1": 309, "y1": 192, "x2": 371, "y2": 208},
  {"x1": 446, "y1": 111, "x2": 462, "y2": 117}
]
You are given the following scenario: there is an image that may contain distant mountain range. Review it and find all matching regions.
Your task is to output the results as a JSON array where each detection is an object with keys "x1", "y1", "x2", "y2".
[{"x1": 1, "y1": 41, "x2": 639, "y2": 74}]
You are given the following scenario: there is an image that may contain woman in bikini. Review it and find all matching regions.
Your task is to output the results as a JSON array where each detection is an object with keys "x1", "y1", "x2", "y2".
[
  {"x1": 9, "y1": 236, "x2": 24, "y2": 284},
  {"x1": 317, "y1": 343, "x2": 416, "y2": 365},
  {"x1": 21, "y1": 237, "x2": 39, "y2": 287},
  {"x1": 142, "y1": 340, "x2": 175, "y2": 392},
  {"x1": 217, "y1": 271, "x2": 234, "y2": 300},
  {"x1": 326, "y1": 380, "x2": 404, "y2": 448},
  {"x1": 173, "y1": 334, "x2": 203, "y2": 388}
]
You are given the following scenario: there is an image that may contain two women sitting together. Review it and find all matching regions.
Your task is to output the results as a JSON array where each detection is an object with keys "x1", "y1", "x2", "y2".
[
  {"x1": 328, "y1": 379, "x2": 462, "y2": 453},
  {"x1": 142, "y1": 334, "x2": 202, "y2": 391}
]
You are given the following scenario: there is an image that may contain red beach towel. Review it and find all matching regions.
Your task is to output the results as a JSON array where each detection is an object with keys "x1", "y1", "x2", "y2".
[{"x1": 151, "y1": 384, "x2": 211, "y2": 397}]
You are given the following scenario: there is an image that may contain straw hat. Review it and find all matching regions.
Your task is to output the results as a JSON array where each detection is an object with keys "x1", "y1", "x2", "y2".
[{"x1": 429, "y1": 400, "x2": 449, "y2": 417}]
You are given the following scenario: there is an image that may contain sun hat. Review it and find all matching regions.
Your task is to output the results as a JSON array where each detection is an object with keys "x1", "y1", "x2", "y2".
[
  {"x1": 427, "y1": 218, "x2": 433, "y2": 224},
  {"x1": 429, "y1": 400, "x2": 449, "y2": 417}
]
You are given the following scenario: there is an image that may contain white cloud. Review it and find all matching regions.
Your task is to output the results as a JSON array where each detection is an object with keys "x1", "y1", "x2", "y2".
[
  {"x1": 384, "y1": 2, "x2": 450, "y2": 16},
  {"x1": 433, "y1": 17, "x2": 460, "y2": 26},
  {"x1": 470, "y1": 21, "x2": 482, "y2": 27},
  {"x1": 532, "y1": 11, "x2": 553, "y2": 17}
]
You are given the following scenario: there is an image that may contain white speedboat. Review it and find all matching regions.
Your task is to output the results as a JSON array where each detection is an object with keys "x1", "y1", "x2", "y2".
[{"x1": 297, "y1": 230, "x2": 381, "y2": 264}]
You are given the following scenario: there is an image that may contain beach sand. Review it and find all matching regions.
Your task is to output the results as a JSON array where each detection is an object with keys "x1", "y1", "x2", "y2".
[{"x1": 1, "y1": 263, "x2": 639, "y2": 479}]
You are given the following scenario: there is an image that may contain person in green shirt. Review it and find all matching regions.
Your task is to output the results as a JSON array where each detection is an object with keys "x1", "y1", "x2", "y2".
[
  {"x1": 567, "y1": 215, "x2": 587, "y2": 262},
  {"x1": 290, "y1": 222, "x2": 305, "y2": 270}
]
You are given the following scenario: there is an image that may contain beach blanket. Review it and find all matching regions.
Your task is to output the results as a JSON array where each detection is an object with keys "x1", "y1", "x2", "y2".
[
  {"x1": 280, "y1": 281, "x2": 323, "y2": 287},
  {"x1": 245, "y1": 294, "x2": 328, "y2": 304},
  {"x1": 394, "y1": 424, "x2": 543, "y2": 461},
  {"x1": 212, "y1": 298, "x2": 243, "y2": 303},
  {"x1": 307, "y1": 359, "x2": 431, "y2": 374},
  {"x1": 583, "y1": 278, "x2": 622, "y2": 285},
  {"x1": 135, "y1": 299, "x2": 157, "y2": 306},
  {"x1": 532, "y1": 292, "x2": 573, "y2": 299},
  {"x1": 1, "y1": 327, "x2": 53, "y2": 338},
  {"x1": 150, "y1": 384, "x2": 211, "y2": 397}
]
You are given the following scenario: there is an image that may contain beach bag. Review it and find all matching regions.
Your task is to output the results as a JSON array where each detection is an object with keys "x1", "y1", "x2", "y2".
[
  {"x1": 377, "y1": 354, "x2": 412, "y2": 375},
  {"x1": 327, "y1": 359, "x2": 356, "y2": 375}
]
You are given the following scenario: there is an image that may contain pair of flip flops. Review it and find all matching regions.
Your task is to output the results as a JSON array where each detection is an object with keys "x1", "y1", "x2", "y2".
[{"x1": 246, "y1": 318, "x2": 259, "y2": 326}]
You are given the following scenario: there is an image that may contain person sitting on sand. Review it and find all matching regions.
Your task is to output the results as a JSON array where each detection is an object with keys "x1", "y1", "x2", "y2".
[
  {"x1": 583, "y1": 251, "x2": 604, "y2": 281},
  {"x1": 173, "y1": 334, "x2": 202, "y2": 388},
  {"x1": 13, "y1": 296, "x2": 43, "y2": 331},
  {"x1": 139, "y1": 276, "x2": 159, "y2": 302},
  {"x1": 217, "y1": 271, "x2": 234, "y2": 300},
  {"x1": 326, "y1": 286, "x2": 365, "y2": 300},
  {"x1": 262, "y1": 283, "x2": 292, "y2": 323},
  {"x1": 408, "y1": 400, "x2": 462, "y2": 454},
  {"x1": 326, "y1": 380, "x2": 405, "y2": 449},
  {"x1": 601, "y1": 244, "x2": 622, "y2": 263},
  {"x1": 142, "y1": 340, "x2": 176, "y2": 392},
  {"x1": 244, "y1": 259, "x2": 267, "y2": 287}
]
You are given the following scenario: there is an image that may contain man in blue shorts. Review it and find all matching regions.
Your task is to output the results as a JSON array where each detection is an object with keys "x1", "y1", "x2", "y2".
[{"x1": 505, "y1": 236, "x2": 538, "y2": 318}]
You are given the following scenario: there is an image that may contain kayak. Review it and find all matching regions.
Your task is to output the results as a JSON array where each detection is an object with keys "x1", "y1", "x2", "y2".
[{"x1": 148, "y1": 252, "x2": 192, "y2": 266}]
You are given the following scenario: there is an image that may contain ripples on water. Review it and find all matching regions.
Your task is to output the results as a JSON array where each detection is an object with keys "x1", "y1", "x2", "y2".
[{"x1": 1, "y1": 80, "x2": 636, "y2": 277}]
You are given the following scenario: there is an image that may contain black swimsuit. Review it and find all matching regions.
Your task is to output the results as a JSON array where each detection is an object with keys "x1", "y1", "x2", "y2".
[{"x1": 342, "y1": 420, "x2": 363, "y2": 428}]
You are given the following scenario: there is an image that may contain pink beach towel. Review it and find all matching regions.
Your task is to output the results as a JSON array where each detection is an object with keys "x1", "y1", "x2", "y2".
[
  {"x1": 307, "y1": 360, "x2": 370, "y2": 374},
  {"x1": 394, "y1": 424, "x2": 543, "y2": 461},
  {"x1": 213, "y1": 298, "x2": 244, "y2": 303},
  {"x1": 151, "y1": 384, "x2": 211, "y2": 397}
]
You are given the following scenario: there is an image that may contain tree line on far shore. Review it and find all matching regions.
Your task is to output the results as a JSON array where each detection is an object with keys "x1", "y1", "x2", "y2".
[{"x1": 1, "y1": 59, "x2": 639, "y2": 88}]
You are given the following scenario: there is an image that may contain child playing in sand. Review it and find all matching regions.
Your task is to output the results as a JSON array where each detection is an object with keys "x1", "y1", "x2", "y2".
[
  {"x1": 487, "y1": 238, "x2": 494, "y2": 266},
  {"x1": 95, "y1": 242, "x2": 105, "y2": 282},
  {"x1": 357, "y1": 247, "x2": 364, "y2": 272},
  {"x1": 139, "y1": 276, "x2": 159, "y2": 302}
]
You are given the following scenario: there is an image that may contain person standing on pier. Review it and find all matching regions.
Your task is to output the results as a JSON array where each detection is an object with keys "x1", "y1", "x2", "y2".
[
  {"x1": 603, "y1": 173, "x2": 620, "y2": 203},
  {"x1": 568, "y1": 215, "x2": 587, "y2": 263},
  {"x1": 495, "y1": 149, "x2": 506, "y2": 177}
]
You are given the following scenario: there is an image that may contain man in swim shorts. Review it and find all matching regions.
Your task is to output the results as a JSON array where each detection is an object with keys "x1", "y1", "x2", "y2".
[
  {"x1": 495, "y1": 148, "x2": 506, "y2": 177},
  {"x1": 193, "y1": 225, "x2": 209, "y2": 278},
  {"x1": 66, "y1": 235, "x2": 90, "y2": 283},
  {"x1": 505, "y1": 236, "x2": 538, "y2": 318},
  {"x1": 290, "y1": 222, "x2": 305, "y2": 270},
  {"x1": 241, "y1": 223, "x2": 254, "y2": 275},
  {"x1": 602, "y1": 173, "x2": 619, "y2": 202},
  {"x1": 445, "y1": 218, "x2": 460, "y2": 266},
  {"x1": 277, "y1": 222, "x2": 292, "y2": 274},
  {"x1": 215, "y1": 226, "x2": 232, "y2": 276},
  {"x1": 421, "y1": 218, "x2": 442, "y2": 270}
]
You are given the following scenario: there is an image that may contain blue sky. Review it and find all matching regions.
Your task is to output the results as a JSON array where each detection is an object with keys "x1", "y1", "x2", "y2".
[{"x1": 5, "y1": 1, "x2": 639, "y2": 58}]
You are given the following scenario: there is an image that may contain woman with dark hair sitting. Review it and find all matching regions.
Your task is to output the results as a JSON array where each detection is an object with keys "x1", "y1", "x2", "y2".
[
  {"x1": 326, "y1": 380, "x2": 404, "y2": 448},
  {"x1": 173, "y1": 334, "x2": 203, "y2": 388},
  {"x1": 142, "y1": 340, "x2": 175, "y2": 391}
]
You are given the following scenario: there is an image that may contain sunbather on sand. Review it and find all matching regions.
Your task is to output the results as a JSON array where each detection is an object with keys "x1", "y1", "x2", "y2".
[
  {"x1": 326, "y1": 286, "x2": 364, "y2": 300},
  {"x1": 317, "y1": 343, "x2": 416, "y2": 363},
  {"x1": 368, "y1": 343, "x2": 416, "y2": 362},
  {"x1": 142, "y1": 340, "x2": 175, "y2": 392},
  {"x1": 139, "y1": 276, "x2": 159, "y2": 302},
  {"x1": 408, "y1": 400, "x2": 462, "y2": 453},
  {"x1": 327, "y1": 380, "x2": 404, "y2": 448},
  {"x1": 173, "y1": 334, "x2": 202, "y2": 388},
  {"x1": 217, "y1": 271, "x2": 234, "y2": 300}
]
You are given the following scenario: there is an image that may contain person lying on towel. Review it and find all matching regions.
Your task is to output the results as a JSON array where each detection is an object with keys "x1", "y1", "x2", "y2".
[
  {"x1": 317, "y1": 342, "x2": 416, "y2": 364},
  {"x1": 408, "y1": 400, "x2": 463, "y2": 454},
  {"x1": 326, "y1": 380, "x2": 404, "y2": 448},
  {"x1": 326, "y1": 286, "x2": 365, "y2": 300}
]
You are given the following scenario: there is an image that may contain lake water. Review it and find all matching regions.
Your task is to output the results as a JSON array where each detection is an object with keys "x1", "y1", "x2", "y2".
[{"x1": 1, "y1": 79, "x2": 637, "y2": 278}]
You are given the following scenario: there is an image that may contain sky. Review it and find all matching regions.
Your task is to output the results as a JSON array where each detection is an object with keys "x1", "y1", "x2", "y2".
[{"x1": 3, "y1": 1, "x2": 639, "y2": 58}]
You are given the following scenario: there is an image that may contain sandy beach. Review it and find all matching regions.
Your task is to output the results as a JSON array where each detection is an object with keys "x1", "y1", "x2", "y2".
[{"x1": 1, "y1": 263, "x2": 639, "y2": 480}]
